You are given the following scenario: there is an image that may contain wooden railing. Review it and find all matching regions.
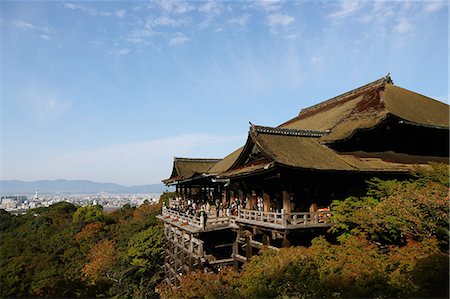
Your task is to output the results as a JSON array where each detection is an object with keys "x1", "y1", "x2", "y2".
[
  {"x1": 162, "y1": 206, "x2": 202, "y2": 228},
  {"x1": 236, "y1": 209, "x2": 285, "y2": 225},
  {"x1": 162, "y1": 206, "x2": 230, "y2": 230},
  {"x1": 232, "y1": 209, "x2": 332, "y2": 228},
  {"x1": 162, "y1": 206, "x2": 332, "y2": 230}
]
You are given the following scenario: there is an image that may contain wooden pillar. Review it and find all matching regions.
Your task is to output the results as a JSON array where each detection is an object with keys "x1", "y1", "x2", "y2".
[
  {"x1": 222, "y1": 186, "x2": 227, "y2": 205},
  {"x1": 245, "y1": 235, "x2": 252, "y2": 259},
  {"x1": 282, "y1": 191, "x2": 291, "y2": 214},
  {"x1": 180, "y1": 231, "x2": 186, "y2": 274},
  {"x1": 233, "y1": 230, "x2": 239, "y2": 270},
  {"x1": 188, "y1": 235, "x2": 193, "y2": 271},
  {"x1": 282, "y1": 232, "x2": 290, "y2": 247},
  {"x1": 245, "y1": 192, "x2": 252, "y2": 209},
  {"x1": 262, "y1": 234, "x2": 270, "y2": 246},
  {"x1": 248, "y1": 191, "x2": 257, "y2": 210},
  {"x1": 263, "y1": 191, "x2": 270, "y2": 212}
]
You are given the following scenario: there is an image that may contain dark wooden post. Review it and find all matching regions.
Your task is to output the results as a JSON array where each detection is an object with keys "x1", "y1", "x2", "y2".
[{"x1": 263, "y1": 191, "x2": 271, "y2": 212}]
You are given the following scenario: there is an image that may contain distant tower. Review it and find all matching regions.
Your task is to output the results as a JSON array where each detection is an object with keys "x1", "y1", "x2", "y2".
[{"x1": 34, "y1": 188, "x2": 38, "y2": 200}]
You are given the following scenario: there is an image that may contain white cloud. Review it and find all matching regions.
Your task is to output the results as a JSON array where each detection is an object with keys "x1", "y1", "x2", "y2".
[
  {"x1": 329, "y1": 0, "x2": 361, "y2": 18},
  {"x1": 356, "y1": 1, "x2": 394, "y2": 24},
  {"x1": 23, "y1": 88, "x2": 71, "y2": 123},
  {"x1": 108, "y1": 48, "x2": 131, "y2": 56},
  {"x1": 394, "y1": 18, "x2": 412, "y2": 34},
  {"x1": 11, "y1": 19, "x2": 52, "y2": 34},
  {"x1": 12, "y1": 19, "x2": 36, "y2": 30},
  {"x1": 267, "y1": 13, "x2": 294, "y2": 26},
  {"x1": 252, "y1": 0, "x2": 282, "y2": 11},
  {"x1": 284, "y1": 33, "x2": 298, "y2": 40},
  {"x1": 63, "y1": 3, "x2": 82, "y2": 10},
  {"x1": 147, "y1": 16, "x2": 187, "y2": 28},
  {"x1": 158, "y1": 0, "x2": 194, "y2": 15},
  {"x1": 63, "y1": 3, "x2": 97, "y2": 16},
  {"x1": 227, "y1": 15, "x2": 250, "y2": 27},
  {"x1": 169, "y1": 33, "x2": 190, "y2": 46},
  {"x1": 423, "y1": 0, "x2": 446, "y2": 13},
  {"x1": 197, "y1": 0, "x2": 230, "y2": 30},
  {"x1": 115, "y1": 9, "x2": 127, "y2": 18},
  {"x1": 199, "y1": 0, "x2": 227, "y2": 16},
  {"x1": 63, "y1": 3, "x2": 127, "y2": 18}
]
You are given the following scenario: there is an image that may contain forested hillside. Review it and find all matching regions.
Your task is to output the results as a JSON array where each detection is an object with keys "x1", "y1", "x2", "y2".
[
  {"x1": 0, "y1": 194, "x2": 173, "y2": 298},
  {"x1": 159, "y1": 164, "x2": 449, "y2": 299}
]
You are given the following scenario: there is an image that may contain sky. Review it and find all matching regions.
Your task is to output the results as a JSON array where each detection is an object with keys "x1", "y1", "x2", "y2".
[{"x1": 1, "y1": 0, "x2": 448, "y2": 186}]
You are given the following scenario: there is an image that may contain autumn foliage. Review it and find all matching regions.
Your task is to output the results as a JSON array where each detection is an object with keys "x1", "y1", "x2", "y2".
[
  {"x1": 82, "y1": 239, "x2": 117, "y2": 280},
  {"x1": 0, "y1": 199, "x2": 166, "y2": 298}
]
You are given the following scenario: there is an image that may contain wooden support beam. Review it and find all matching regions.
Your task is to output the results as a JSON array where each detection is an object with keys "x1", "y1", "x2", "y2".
[
  {"x1": 282, "y1": 191, "x2": 291, "y2": 214},
  {"x1": 208, "y1": 258, "x2": 235, "y2": 266},
  {"x1": 245, "y1": 236, "x2": 252, "y2": 259},
  {"x1": 263, "y1": 191, "x2": 270, "y2": 212}
]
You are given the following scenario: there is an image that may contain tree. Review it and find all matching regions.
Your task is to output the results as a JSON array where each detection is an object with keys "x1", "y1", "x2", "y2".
[
  {"x1": 330, "y1": 164, "x2": 449, "y2": 247},
  {"x1": 82, "y1": 239, "x2": 117, "y2": 282},
  {"x1": 127, "y1": 225, "x2": 164, "y2": 272},
  {"x1": 72, "y1": 205, "x2": 112, "y2": 228}
]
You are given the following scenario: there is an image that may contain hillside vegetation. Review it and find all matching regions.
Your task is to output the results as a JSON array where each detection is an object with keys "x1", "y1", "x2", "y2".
[
  {"x1": 0, "y1": 193, "x2": 174, "y2": 298},
  {"x1": 159, "y1": 164, "x2": 449, "y2": 299}
]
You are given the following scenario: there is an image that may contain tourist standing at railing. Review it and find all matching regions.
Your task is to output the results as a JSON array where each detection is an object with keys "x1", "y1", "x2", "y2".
[
  {"x1": 200, "y1": 205, "x2": 207, "y2": 229},
  {"x1": 206, "y1": 202, "x2": 211, "y2": 214},
  {"x1": 215, "y1": 200, "x2": 219, "y2": 217},
  {"x1": 231, "y1": 202, "x2": 237, "y2": 216},
  {"x1": 257, "y1": 197, "x2": 263, "y2": 211},
  {"x1": 243, "y1": 197, "x2": 248, "y2": 209}
]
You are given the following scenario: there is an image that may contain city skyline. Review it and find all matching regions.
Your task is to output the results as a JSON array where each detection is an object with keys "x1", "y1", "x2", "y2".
[{"x1": 1, "y1": 0, "x2": 448, "y2": 185}]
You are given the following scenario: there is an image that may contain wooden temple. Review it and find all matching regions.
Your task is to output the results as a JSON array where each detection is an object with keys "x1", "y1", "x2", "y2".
[{"x1": 157, "y1": 75, "x2": 449, "y2": 287}]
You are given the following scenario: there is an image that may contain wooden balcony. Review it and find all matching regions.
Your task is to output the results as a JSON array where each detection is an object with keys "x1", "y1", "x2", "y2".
[
  {"x1": 158, "y1": 206, "x2": 231, "y2": 233},
  {"x1": 159, "y1": 206, "x2": 332, "y2": 232}
]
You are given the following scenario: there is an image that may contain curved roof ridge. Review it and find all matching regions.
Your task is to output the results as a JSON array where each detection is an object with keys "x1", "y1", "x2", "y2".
[
  {"x1": 299, "y1": 74, "x2": 392, "y2": 116},
  {"x1": 250, "y1": 124, "x2": 328, "y2": 137},
  {"x1": 174, "y1": 157, "x2": 221, "y2": 162}
]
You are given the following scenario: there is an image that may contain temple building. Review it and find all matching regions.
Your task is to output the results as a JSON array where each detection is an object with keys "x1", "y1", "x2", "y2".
[{"x1": 158, "y1": 75, "x2": 449, "y2": 287}]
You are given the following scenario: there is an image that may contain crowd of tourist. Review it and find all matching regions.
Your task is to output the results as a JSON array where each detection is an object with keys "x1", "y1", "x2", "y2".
[{"x1": 168, "y1": 197, "x2": 248, "y2": 219}]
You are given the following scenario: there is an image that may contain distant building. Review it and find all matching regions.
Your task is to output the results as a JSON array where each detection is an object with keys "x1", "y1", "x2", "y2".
[
  {"x1": 1, "y1": 198, "x2": 17, "y2": 210},
  {"x1": 158, "y1": 75, "x2": 449, "y2": 287}
]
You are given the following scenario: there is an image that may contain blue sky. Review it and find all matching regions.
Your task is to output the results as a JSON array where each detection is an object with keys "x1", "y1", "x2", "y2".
[{"x1": 1, "y1": 0, "x2": 448, "y2": 185}]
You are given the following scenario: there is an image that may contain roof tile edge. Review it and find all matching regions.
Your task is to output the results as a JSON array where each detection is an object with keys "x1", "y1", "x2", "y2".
[
  {"x1": 174, "y1": 157, "x2": 221, "y2": 163},
  {"x1": 250, "y1": 124, "x2": 328, "y2": 137}
]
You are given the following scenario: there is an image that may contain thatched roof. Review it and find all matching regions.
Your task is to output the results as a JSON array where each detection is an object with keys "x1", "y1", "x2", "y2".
[
  {"x1": 279, "y1": 75, "x2": 449, "y2": 143},
  {"x1": 218, "y1": 124, "x2": 438, "y2": 178},
  {"x1": 208, "y1": 147, "x2": 244, "y2": 174},
  {"x1": 250, "y1": 126, "x2": 353, "y2": 170},
  {"x1": 162, "y1": 157, "x2": 220, "y2": 184}
]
